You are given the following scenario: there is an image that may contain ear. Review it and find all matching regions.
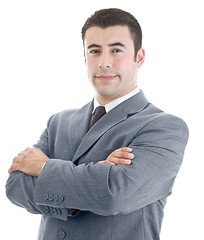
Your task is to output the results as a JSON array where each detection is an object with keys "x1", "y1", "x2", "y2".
[
  {"x1": 136, "y1": 48, "x2": 145, "y2": 68},
  {"x1": 84, "y1": 50, "x2": 87, "y2": 65}
]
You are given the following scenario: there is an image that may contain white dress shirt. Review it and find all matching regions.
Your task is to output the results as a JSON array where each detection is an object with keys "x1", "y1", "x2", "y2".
[{"x1": 93, "y1": 87, "x2": 140, "y2": 114}]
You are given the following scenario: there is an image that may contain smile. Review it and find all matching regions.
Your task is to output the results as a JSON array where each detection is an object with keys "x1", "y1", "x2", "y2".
[{"x1": 96, "y1": 75, "x2": 118, "y2": 81}]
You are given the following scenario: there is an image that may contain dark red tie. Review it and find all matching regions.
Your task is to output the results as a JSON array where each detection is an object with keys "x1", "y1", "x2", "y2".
[
  {"x1": 89, "y1": 106, "x2": 106, "y2": 129},
  {"x1": 70, "y1": 106, "x2": 106, "y2": 216}
]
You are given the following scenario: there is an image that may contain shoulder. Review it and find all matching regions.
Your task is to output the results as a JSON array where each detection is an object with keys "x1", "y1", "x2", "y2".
[
  {"x1": 46, "y1": 109, "x2": 79, "y2": 127},
  {"x1": 154, "y1": 113, "x2": 189, "y2": 144},
  {"x1": 46, "y1": 99, "x2": 93, "y2": 126},
  {"x1": 138, "y1": 103, "x2": 189, "y2": 147},
  {"x1": 141, "y1": 102, "x2": 188, "y2": 131},
  {"x1": 153, "y1": 104, "x2": 188, "y2": 134}
]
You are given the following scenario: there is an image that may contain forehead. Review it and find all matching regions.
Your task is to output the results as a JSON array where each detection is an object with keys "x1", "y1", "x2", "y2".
[{"x1": 84, "y1": 25, "x2": 134, "y2": 48}]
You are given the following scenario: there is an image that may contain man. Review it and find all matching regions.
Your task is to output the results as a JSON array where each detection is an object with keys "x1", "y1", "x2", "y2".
[{"x1": 6, "y1": 8, "x2": 189, "y2": 240}]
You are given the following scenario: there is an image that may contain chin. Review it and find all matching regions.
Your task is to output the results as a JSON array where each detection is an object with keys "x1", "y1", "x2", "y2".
[
  {"x1": 98, "y1": 91, "x2": 120, "y2": 101},
  {"x1": 95, "y1": 84, "x2": 121, "y2": 99}
]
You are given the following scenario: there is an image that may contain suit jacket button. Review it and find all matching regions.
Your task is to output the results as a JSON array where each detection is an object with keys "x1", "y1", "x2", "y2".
[
  {"x1": 43, "y1": 193, "x2": 49, "y2": 200},
  {"x1": 56, "y1": 209, "x2": 62, "y2": 215},
  {"x1": 48, "y1": 194, "x2": 54, "y2": 201},
  {"x1": 49, "y1": 207, "x2": 55, "y2": 214},
  {"x1": 44, "y1": 206, "x2": 49, "y2": 214},
  {"x1": 53, "y1": 194, "x2": 59, "y2": 202},
  {"x1": 57, "y1": 230, "x2": 66, "y2": 239},
  {"x1": 58, "y1": 195, "x2": 64, "y2": 202}
]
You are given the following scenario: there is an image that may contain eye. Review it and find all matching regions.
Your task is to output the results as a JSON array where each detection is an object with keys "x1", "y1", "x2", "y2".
[
  {"x1": 89, "y1": 49, "x2": 100, "y2": 54},
  {"x1": 112, "y1": 49, "x2": 122, "y2": 53}
]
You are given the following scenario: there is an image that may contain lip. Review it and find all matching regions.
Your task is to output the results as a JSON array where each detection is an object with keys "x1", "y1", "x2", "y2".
[{"x1": 96, "y1": 75, "x2": 118, "y2": 81}]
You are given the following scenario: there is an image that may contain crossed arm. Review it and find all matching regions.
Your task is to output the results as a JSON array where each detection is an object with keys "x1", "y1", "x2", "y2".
[
  {"x1": 6, "y1": 146, "x2": 134, "y2": 219},
  {"x1": 6, "y1": 115, "x2": 188, "y2": 219},
  {"x1": 8, "y1": 147, "x2": 134, "y2": 177}
]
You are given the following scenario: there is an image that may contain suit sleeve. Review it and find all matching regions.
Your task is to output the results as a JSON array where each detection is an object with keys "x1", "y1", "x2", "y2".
[
  {"x1": 5, "y1": 117, "x2": 69, "y2": 221},
  {"x1": 32, "y1": 114, "x2": 189, "y2": 216}
]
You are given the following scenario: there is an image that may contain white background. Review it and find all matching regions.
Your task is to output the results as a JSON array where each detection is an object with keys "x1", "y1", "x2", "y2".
[{"x1": 0, "y1": 0, "x2": 203, "y2": 239}]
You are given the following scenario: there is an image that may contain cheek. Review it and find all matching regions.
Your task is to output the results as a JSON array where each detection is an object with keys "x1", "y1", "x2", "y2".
[
  {"x1": 114, "y1": 58, "x2": 125, "y2": 68},
  {"x1": 86, "y1": 62, "x2": 93, "y2": 76},
  {"x1": 115, "y1": 55, "x2": 133, "y2": 68},
  {"x1": 86, "y1": 59, "x2": 97, "y2": 74},
  {"x1": 115, "y1": 58, "x2": 133, "y2": 76}
]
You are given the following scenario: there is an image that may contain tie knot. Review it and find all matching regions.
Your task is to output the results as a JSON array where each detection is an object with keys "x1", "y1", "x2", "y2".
[
  {"x1": 95, "y1": 106, "x2": 106, "y2": 116},
  {"x1": 89, "y1": 106, "x2": 106, "y2": 129}
]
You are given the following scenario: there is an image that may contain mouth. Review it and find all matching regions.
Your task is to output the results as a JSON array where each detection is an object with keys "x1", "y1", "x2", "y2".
[{"x1": 95, "y1": 75, "x2": 118, "y2": 82}]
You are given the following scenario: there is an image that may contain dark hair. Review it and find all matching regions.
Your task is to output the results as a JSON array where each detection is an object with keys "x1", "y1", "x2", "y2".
[{"x1": 81, "y1": 8, "x2": 142, "y2": 59}]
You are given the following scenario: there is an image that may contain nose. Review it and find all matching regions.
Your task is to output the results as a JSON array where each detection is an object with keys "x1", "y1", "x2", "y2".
[{"x1": 98, "y1": 52, "x2": 112, "y2": 69}]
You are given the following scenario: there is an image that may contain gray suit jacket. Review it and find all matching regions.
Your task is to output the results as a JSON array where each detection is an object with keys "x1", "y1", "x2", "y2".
[{"x1": 6, "y1": 90, "x2": 189, "y2": 240}]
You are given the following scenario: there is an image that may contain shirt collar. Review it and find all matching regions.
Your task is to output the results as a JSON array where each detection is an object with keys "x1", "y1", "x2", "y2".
[{"x1": 93, "y1": 87, "x2": 140, "y2": 114}]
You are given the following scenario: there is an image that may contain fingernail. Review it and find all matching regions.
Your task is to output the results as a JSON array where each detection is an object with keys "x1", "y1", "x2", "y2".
[
  {"x1": 127, "y1": 147, "x2": 132, "y2": 151},
  {"x1": 128, "y1": 153, "x2": 134, "y2": 159},
  {"x1": 125, "y1": 160, "x2": 131, "y2": 164}
]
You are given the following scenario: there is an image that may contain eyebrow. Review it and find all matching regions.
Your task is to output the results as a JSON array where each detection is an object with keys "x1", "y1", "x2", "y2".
[
  {"x1": 87, "y1": 44, "x2": 101, "y2": 49},
  {"x1": 109, "y1": 42, "x2": 125, "y2": 48},
  {"x1": 87, "y1": 42, "x2": 126, "y2": 49}
]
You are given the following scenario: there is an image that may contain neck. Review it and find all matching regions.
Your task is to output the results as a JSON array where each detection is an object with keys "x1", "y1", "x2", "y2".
[{"x1": 96, "y1": 86, "x2": 138, "y2": 106}]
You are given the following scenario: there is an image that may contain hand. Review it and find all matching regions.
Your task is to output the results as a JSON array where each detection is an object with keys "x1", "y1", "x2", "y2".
[
  {"x1": 98, "y1": 147, "x2": 134, "y2": 165},
  {"x1": 8, "y1": 148, "x2": 49, "y2": 177}
]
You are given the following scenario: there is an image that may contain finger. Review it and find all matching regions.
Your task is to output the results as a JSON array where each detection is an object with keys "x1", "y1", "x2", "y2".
[
  {"x1": 113, "y1": 147, "x2": 132, "y2": 154},
  {"x1": 12, "y1": 156, "x2": 17, "y2": 164},
  {"x1": 8, "y1": 163, "x2": 20, "y2": 174},
  {"x1": 120, "y1": 147, "x2": 133, "y2": 152},
  {"x1": 112, "y1": 150, "x2": 134, "y2": 160},
  {"x1": 98, "y1": 160, "x2": 105, "y2": 164},
  {"x1": 18, "y1": 150, "x2": 25, "y2": 156},
  {"x1": 106, "y1": 156, "x2": 132, "y2": 165},
  {"x1": 104, "y1": 160, "x2": 115, "y2": 165},
  {"x1": 12, "y1": 156, "x2": 21, "y2": 164},
  {"x1": 98, "y1": 160, "x2": 115, "y2": 165},
  {"x1": 17, "y1": 148, "x2": 30, "y2": 157},
  {"x1": 25, "y1": 147, "x2": 31, "y2": 151}
]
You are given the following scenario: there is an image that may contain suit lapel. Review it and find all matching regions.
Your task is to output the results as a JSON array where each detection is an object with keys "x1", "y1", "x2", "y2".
[
  {"x1": 67, "y1": 101, "x2": 93, "y2": 159},
  {"x1": 71, "y1": 90, "x2": 148, "y2": 163}
]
